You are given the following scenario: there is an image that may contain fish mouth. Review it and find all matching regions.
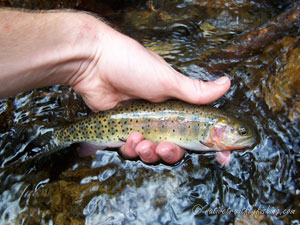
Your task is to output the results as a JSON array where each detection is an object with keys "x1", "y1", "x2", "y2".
[{"x1": 224, "y1": 136, "x2": 257, "y2": 150}]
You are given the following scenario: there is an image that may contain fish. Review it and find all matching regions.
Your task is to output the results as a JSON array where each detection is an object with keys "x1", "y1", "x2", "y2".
[{"x1": 46, "y1": 100, "x2": 257, "y2": 154}]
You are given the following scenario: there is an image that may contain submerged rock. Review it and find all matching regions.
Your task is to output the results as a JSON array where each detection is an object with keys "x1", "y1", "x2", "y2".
[
  {"x1": 265, "y1": 43, "x2": 300, "y2": 120},
  {"x1": 239, "y1": 36, "x2": 300, "y2": 121}
]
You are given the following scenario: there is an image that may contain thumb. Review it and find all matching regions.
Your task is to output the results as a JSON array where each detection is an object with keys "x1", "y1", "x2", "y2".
[{"x1": 170, "y1": 73, "x2": 231, "y2": 104}]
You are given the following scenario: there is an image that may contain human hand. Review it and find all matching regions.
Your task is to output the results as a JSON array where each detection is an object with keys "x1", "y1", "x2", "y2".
[
  {"x1": 67, "y1": 16, "x2": 231, "y2": 165},
  {"x1": 0, "y1": 10, "x2": 230, "y2": 165}
]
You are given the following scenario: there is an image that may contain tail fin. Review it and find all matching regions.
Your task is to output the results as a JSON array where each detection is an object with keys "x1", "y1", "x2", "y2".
[
  {"x1": 31, "y1": 128, "x2": 55, "y2": 147},
  {"x1": 0, "y1": 125, "x2": 57, "y2": 171}
]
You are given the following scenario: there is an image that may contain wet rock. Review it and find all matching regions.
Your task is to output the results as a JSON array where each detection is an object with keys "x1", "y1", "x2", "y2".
[
  {"x1": 265, "y1": 45, "x2": 300, "y2": 117},
  {"x1": 240, "y1": 36, "x2": 300, "y2": 121},
  {"x1": 0, "y1": 98, "x2": 14, "y2": 133},
  {"x1": 234, "y1": 211, "x2": 268, "y2": 225},
  {"x1": 289, "y1": 101, "x2": 300, "y2": 121}
]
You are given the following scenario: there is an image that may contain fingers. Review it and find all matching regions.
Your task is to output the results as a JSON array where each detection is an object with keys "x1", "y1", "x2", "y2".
[
  {"x1": 120, "y1": 133, "x2": 232, "y2": 165},
  {"x1": 215, "y1": 151, "x2": 231, "y2": 166},
  {"x1": 121, "y1": 131, "x2": 232, "y2": 165},
  {"x1": 135, "y1": 140, "x2": 160, "y2": 163},
  {"x1": 120, "y1": 132, "x2": 143, "y2": 158},
  {"x1": 120, "y1": 132, "x2": 185, "y2": 164},
  {"x1": 170, "y1": 73, "x2": 231, "y2": 105},
  {"x1": 156, "y1": 141, "x2": 185, "y2": 164}
]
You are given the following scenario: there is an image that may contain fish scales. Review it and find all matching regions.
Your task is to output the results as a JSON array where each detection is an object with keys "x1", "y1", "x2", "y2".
[{"x1": 51, "y1": 100, "x2": 256, "y2": 152}]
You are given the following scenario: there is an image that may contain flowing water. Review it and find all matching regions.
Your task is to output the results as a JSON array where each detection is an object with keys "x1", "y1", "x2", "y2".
[{"x1": 0, "y1": 1, "x2": 299, "y2": 224}]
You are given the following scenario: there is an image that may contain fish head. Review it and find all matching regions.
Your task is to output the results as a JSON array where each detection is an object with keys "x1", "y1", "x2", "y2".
[{"x1": 208, "y1": 118, "x2": 257, "y2": 151}]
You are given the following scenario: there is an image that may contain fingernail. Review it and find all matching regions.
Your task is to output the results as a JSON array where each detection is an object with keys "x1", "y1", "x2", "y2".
[
  {"x1": 214, "y1": 76, "x2": 229, "y2": 85},
  {"x1": 160, "y1": 147, "x2": 175, "y2": 159},
  {"x1": 140, "y1": 148, "x2": 153, "y2": 159},
  {"x1": 165, "y1": 151, "x2": 174, "y2": 159}
]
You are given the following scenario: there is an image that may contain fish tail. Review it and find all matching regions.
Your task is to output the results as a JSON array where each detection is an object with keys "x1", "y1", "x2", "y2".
[
  {"x1": 31, "y1": 128, "x2": 54, "y2": 148},
  {"x1": 12, "y1": 124, "x2": 55, "y2": 148},
  {"x1": 1, "y1": 131, "x2": 66, "y2": 173},
  {"x1": 0, "y1": 143, "x2": 61, "y2": 174},
  {"x1": 2, "y1": 125, "x2": 60, "y2": 169}
]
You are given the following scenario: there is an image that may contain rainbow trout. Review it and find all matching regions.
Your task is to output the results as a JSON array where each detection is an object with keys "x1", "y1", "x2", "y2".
[{"x1": 47, "y1": 100, "x2": 256, "y2": 153}]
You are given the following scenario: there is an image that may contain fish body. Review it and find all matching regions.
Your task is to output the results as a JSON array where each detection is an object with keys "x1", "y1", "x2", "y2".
[{"x1": 50, "y1": 100, "x2": 256, "y2": 152}]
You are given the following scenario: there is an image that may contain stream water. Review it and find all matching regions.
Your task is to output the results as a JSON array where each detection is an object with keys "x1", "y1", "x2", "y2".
[{"x1": 0, "y1": 1, "x2": 299, "y2": 224}]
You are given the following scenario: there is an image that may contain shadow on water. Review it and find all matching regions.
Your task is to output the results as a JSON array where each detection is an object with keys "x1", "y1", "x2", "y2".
[{"x1": 0, "y1": 0, "x2": 299, "y2": 224}]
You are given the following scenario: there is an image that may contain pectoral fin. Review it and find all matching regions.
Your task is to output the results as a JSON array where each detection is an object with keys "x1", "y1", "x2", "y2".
[
  {"x1": 199, "y1": 140, "x2": 214, "y2": 148},
  {"x1": 119, "y1": 138, "x2": 127, "y2": 143}
]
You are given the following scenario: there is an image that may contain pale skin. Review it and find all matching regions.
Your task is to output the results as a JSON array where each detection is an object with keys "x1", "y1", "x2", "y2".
[{"x1": 0, "y1": 9, "x2": 231, "y2": 165}]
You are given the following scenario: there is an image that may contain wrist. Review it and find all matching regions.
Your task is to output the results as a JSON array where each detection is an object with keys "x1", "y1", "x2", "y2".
[
  {"x1": 0, "y1": 9, "x2": 104, "y2": 97},
  {"x1": 52, "y1": 11, "x2": 106, "y2": 87}
]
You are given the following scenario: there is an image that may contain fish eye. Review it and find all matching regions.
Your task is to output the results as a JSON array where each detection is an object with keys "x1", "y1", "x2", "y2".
[{"x1": 238, "y1": 126, "x2": 248, "y2": 136}]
